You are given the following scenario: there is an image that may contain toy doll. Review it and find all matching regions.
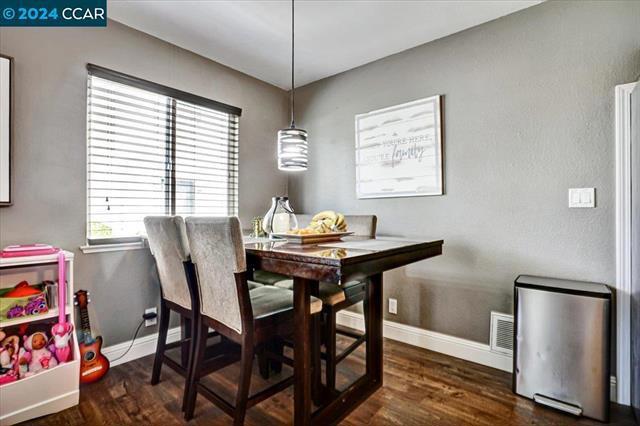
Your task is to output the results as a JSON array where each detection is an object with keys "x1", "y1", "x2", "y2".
[
  {"x1": 0, "y1": 330, "x2": 19, "y2": 385},
  {"x1": 51, "y1": 324, "x2": 73, "y2": 363},
  {"x1": 21, "y1": 331, "x2": 58, "y2": 376},
  {"x1": 0, "y1": 335, "x2": 18, "y2": 368}
]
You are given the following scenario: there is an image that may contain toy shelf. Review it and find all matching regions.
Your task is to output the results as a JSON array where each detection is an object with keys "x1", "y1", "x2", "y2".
[
  {"x1": 0, "y1": 250, "x2": 74, "y2": 269},
  {"x1": 0, "y1": 249, "x2": 79, "y2": 425},
  {"x1": 0, "y1": 305, "x2": 73, "y2": 328}
]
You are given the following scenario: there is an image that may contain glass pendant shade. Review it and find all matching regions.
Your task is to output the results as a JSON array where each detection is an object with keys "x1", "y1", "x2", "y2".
[{"x1": 277, "y1": 127, "x2": 308, "y2": 171}]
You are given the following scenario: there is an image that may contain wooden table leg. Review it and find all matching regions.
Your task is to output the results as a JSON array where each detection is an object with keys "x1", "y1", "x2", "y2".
[
  {"x1": 366, "y1": 273, "x2": 383, "y2": 382},
  {"x1": 310, "y1": 274, "x2": 385, "y2": 425},
  {"x1": 294, "y1": 277, "x2": 314, "y2": 426},
  {"x1": 309, "y1": 281, "x2": 322, "y2": 406}
]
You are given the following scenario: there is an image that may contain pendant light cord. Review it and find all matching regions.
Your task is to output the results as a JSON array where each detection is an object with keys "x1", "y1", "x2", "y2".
[{"x1": 290, "y1": 0, "x2": 295, "y2": 128}]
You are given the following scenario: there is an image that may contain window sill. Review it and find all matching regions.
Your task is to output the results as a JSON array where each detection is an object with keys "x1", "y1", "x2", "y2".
[{"x1": 80, "y1": 240, "x2": 148, "y2": 254}]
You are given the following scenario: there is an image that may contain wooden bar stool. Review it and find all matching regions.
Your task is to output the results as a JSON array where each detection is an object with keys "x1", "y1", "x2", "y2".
[
  {"x1": 183, "y1": 217, "x2": 323, "y2": 424},
  {"x1": 253, "y1": 214, "x2": 377, "y2": 394}
]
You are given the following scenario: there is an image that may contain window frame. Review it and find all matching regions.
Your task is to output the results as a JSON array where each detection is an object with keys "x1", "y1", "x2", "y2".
[{"x1": 85, "y1": 64, "x2": 242, "y2": 246}]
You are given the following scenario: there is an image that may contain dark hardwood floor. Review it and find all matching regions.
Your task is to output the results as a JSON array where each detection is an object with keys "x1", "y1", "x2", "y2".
[{"x1": 24, "y1": 335, "x2": 636, "y2": 425}]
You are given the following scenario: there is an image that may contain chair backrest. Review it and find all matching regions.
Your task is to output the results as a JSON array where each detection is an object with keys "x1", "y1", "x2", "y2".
[
  {"x1": 185, "y1": 216, "x2": 247, "y2": 334},
  {"x1": 144, "y1": 216, "x2": 192, "y2": 310},
  {"x1": 296, "y1": 214, "x2": 377, "y2": 238}
]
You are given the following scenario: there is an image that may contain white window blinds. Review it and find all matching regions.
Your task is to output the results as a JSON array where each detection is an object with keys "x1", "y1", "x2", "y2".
[{"x1": 86, "y1": 65, "x2": 240, "y2": 243}]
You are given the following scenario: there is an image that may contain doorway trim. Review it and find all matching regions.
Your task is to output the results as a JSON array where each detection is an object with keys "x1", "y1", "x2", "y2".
[{"x1": 615, "y1": 82, "x2": 636, "y2": 405}]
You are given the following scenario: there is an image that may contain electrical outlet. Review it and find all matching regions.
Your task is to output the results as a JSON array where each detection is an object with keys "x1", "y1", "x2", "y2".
[
  {"x1": 388, "y1": 298, "x2": 398, "y2": 315},
  {"x1": 145, "y1": 307, "x2": 158, "y2": 327}
]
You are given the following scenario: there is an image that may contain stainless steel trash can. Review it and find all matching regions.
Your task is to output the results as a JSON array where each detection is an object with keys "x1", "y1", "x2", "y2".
[{"x1": 513, "y1": 275, "x2": 611, "y2": 422}]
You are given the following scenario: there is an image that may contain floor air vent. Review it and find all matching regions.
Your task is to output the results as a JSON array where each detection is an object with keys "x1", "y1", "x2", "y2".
[{"x1": 490, "y1": 312, "x2": 514, "y2": 355}]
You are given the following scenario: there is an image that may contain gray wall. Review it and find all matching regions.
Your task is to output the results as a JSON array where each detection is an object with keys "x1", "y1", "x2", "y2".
[
  {"x1": 290, "y1": 0, "x2": 640, "y2": 343},
  {"x1": 0, "y1": 21, "x2": 288, "y2": 343}
]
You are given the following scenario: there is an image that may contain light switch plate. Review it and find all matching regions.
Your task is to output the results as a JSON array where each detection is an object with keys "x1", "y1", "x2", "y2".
[{"x1": 568, "y1": 188, "x2": 595, "y2": 208}]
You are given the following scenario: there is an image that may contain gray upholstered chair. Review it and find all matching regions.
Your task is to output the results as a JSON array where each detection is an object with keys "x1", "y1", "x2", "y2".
[
  {"x1": 183, "y1": 217, "x2": 322, "y2": 424},
  {"x1": 144, "y1": 216, "x2": 264, "y2": 411},
  {"x1": 252, "y1": 214, "x2": 377, "y2": 392},
  {"x1": 144, "y1": 216, "x2": 201, "y2": 409}
]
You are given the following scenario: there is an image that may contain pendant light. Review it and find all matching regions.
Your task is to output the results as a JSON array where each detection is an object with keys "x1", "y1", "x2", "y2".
[{"x1": 277, "y1": 0, "x2": 308, "y2": 171}]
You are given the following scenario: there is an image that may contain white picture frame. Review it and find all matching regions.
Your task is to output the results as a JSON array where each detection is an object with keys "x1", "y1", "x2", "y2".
[
  {"x1": 0, "y1": 55, "x2": 11, "y2": 205},
  {"x1": 355, "y1": 95, "x2": 444, "y2": 199}
]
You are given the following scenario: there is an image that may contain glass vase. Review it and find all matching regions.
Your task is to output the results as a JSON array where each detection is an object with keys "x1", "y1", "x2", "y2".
[{"x1": 262, "y1": 197, "x2": 298, "y2": 236}]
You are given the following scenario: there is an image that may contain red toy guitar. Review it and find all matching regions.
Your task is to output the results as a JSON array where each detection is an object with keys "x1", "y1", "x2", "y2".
[{"x1": 74, "y1": 290, "x2": 110, "y2": 384}]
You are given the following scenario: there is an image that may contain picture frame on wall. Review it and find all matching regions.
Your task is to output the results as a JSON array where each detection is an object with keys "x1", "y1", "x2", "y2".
[
  {"x1": 0, "y1": 54, "x2": 11, "y2": 206},
  {"x1": 355, "y1": 95, "x2": 444, "y2": 199}
]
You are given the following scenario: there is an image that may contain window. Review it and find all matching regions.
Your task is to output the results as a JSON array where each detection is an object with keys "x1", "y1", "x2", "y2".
[{"x1": 86, "y1": 65, "x2": 241, "y2": 244}]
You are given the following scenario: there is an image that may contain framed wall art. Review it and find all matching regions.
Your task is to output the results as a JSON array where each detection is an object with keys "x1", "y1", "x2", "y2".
[
  {"x1": 355, "y1": 95, "x2": 443, "y2": 199},
  {"x1": 0, "y1": 54, "x2": 11, "y2": 206}
]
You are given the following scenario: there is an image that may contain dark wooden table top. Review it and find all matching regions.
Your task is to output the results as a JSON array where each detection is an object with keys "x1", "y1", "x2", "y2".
[
  {"x1": 245, "y1": 236, "x2": 443, "y2": 264},
  {"x1": 245, "y1": 236, "x2": 444, "y2": 283}
]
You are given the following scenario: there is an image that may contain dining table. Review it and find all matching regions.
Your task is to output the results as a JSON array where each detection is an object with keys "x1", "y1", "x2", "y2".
[{"x1": 244, "y1": 236, "x2": 444, "y2": 425}]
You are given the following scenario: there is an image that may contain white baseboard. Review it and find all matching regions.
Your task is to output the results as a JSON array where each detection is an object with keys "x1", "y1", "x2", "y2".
[
  {"x1": 102, "y1": 326, "x2": 181, "y2": 367},
  {"x1": 610, "y1": 376, "x2": 618, "y2": 403},
  {"x1": 336, "y1": 310, "x2": 513, "y2": 372}
]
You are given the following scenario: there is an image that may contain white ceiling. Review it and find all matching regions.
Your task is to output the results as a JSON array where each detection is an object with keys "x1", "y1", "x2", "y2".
[{"x1": 109, "y1": 0, "x2": 541, "y2": 90}]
